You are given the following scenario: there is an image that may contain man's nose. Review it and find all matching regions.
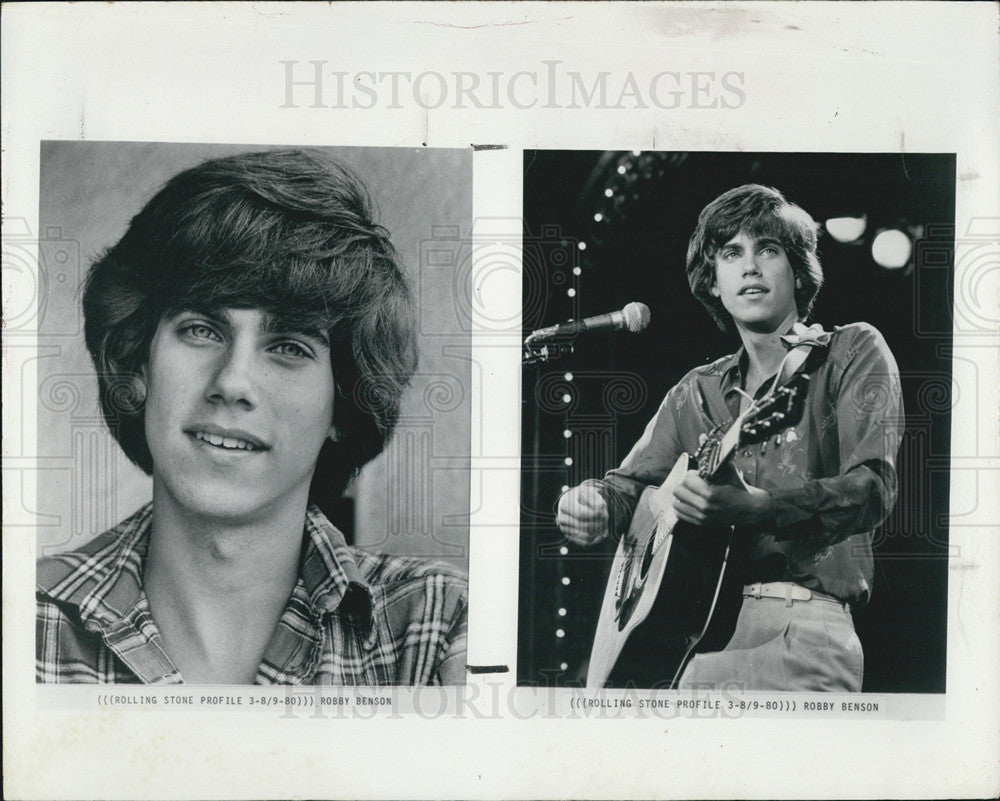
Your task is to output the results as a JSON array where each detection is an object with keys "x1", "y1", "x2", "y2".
[
  {"x1": 205, "y1": 344, "x2": 257, "y2": 409},
  {"x1": 741, "y1": 255, "x2": 762, "y2": 275}
]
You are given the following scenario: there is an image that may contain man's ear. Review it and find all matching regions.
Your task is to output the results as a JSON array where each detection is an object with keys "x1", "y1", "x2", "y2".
[
  {"x1": 709, "y1": 283, "x2": 720, "y2": 297},
  {"x1": 130, "y1": 369, "x2": 148, "y2": 408}
]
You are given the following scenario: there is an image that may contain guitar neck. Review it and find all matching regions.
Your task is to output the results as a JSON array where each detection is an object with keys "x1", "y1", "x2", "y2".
[
  {"x1": 716, "y1": 423, "x2": 742, "y2": 467},
  {"x1": 698, "y1": 376, "x2": 808, "y2": 480},
  {"x1": 699, "y1": 421, "x2": 740, "y2": 480}
]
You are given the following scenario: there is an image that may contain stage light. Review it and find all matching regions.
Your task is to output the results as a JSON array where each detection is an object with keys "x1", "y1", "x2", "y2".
[
  {"x1": 563, "y1": 429, "x2": 572, "y2": 438},
  {"x1": 604, "y1": 188, "x2": 614, "y2": 197},
  {"x1": 573, "y1": 266, "x2": 582, "y2": 276},
  {"x1": 577, "y1": 241, "x2": 587, "y2": 251},
  {"x1": 562, "y1": 393, "x2": 571, "y2": 403},
  {"x1": 826, "y1": 215, "x2": 867, "y2": 243},
  {"x1": 593, "y1": 213, "x2": 603, "y2": 222},
  {"x1": 564, "y1": 373, "x2": 573, "y2": 381},
  {"x1": 567, "y1": 288, "x2": 576, "y2": 297},
  {"x1": 560, "y1": 662, "x2": 569, "y2": 671},
  {"x1": 561, "y1": 576, "x2": 571, "y2": 586},
  {"x1": 564, "y1": 456, "x2": 573, "y2": 466},
  {"x1": 558, "y1": 608, "x2": 567, "y2": 616},
  {"x1": 617, "y1": 165, "x2": 627, "y2": 175},
  {"x1": 871, "y1": 228, "x2": 912, "y2": 269},
  {"x1": 559, "y1": 545, "x2": 568, "y2": 555}
]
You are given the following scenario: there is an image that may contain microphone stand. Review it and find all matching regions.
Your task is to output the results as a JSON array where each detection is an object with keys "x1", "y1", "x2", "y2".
[{"x1": 522, "y1": 330, "x2": 576, "y2": 365}]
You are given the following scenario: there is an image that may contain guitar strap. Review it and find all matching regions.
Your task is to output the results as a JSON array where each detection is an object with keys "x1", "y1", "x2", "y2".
[
  {"x1": 772, "y1": 343, "x2": 815, "y2": 391},
  {"x1": 700, "y1": 341, "x2": 826, "y2": 427}
]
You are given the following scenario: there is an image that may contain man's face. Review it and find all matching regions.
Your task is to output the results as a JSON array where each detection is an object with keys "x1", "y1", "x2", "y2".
[
  {"x1": 711, "y1": 230, "x2": 799, "y2": 334},
  {"x1": 142, "y1": 307, "x2": 336, "y2": 524}
]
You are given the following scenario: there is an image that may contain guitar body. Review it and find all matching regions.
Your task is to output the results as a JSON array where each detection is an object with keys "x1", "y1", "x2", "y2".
[
  {"x1": 584, "y1": 374, "x2": 810, "y2": 690},
  {"x1": 586, "y1": 456, "x2": 740, "y2": 689}
]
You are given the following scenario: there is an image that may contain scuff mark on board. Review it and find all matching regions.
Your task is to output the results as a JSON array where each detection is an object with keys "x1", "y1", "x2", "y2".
[
  {"x1": 417, "y1": 18, "x2": 574, "y2": 31},
  {"x1": 898, "y1": 135, "x2": 912, "y2": 183}
]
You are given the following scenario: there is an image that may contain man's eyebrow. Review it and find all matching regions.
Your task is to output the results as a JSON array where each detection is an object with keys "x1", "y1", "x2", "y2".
[
  {"x1": 755, "y1": 236, "x2": 784, "y2": 247},
  {"x1": 261, "y1": 317, "x2": 331, "y2": 348},
  {"x1": 165, "y1": 306, "x2": 228, "y2": 325}
]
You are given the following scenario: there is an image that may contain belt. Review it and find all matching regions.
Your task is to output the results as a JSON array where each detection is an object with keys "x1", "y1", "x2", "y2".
[{"x1": 743, "y1": 581, "x2": 850, "y2": 611}]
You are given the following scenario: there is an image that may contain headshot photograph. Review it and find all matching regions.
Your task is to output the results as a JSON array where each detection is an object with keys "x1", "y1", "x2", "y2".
[{"x1": 33, "y1": 143, "x2": 472, "y2": 685}]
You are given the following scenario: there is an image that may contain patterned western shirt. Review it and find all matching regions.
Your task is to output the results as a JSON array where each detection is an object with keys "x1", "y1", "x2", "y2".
[
  {"x1": 36, "y1": 504, "x2": 468, "y2": 685},
  {"x1": 591, "y1": 322, "x2": 904, "y2": 606}
]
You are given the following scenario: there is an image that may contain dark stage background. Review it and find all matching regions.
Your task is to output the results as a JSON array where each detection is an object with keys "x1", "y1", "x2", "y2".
[{"x1": 518, "y1": 151, "x2": 955, "y2": 693}]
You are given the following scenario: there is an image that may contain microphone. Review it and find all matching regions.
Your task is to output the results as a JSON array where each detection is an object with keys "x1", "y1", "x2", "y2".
[{"x1": 526, "y1": 302, "x2": 651, "y2": 342}]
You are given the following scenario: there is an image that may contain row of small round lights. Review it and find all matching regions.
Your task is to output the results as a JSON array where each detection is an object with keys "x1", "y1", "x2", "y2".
[
  {"x1": 554, "y1": 151, "x2": 682, "y2": 675},
  {"x1": 557, "y1": 370, "x2": 574, "y2": 664},
  {"x1": 553, "y1": 152, "x2": 655, "y2": 673},
  {"x1": 576, "y1": 151, "x2": 686, "y2": 269}
]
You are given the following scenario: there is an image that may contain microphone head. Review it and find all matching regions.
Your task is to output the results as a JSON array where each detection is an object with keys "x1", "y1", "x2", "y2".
[{"x1": 622, "y1": 302, "x2": 651, "y2": 333}]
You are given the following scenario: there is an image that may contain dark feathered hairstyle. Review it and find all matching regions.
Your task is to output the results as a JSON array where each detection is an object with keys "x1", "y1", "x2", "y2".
[
  {"x1": 82, "y1": 149, "x2": 418, "y2": 499},
  {"x1": 685, "y1": 184, "x2": 824, "y2": 331}
]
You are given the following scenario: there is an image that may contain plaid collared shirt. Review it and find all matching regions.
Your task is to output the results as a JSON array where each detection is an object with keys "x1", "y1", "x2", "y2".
[{"x1": 36, "y1": 504, "x2": 468, "y2": 685}]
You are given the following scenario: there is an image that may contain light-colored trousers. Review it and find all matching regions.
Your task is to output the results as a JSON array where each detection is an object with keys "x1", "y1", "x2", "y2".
[{"x1": 677, "y1": 594, "x2": 864, "y2": 692}]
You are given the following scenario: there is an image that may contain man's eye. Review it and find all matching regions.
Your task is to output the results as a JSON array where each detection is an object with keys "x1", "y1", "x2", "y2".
[
  {"x1": 179, "y1": 322, "x2": 221, "y2": 342},
  {"x1": 272, "y1": 341, "x2": 313, "y2": 360}
]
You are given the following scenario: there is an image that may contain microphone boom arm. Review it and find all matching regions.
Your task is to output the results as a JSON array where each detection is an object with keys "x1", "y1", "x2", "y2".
[{"x1": 522, "y1": 335, "x2": 575, "y2": 365}]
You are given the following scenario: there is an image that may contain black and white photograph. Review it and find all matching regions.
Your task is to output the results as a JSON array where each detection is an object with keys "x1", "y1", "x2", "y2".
[
  {"x1": 31, "y1": 142, "x2": 472, "y2": 686},
  {"x1": 3, "y1": 3, "x2": 998, "y2": 800},
  {"x1": 519, "y1": 151, "x2": 953, "y2": 695}
]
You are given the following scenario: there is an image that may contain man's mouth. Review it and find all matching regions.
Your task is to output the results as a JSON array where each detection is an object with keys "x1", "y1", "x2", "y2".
[
  {"x1": 188, "y1": 428, "x2": 268, "y2": 452},
  {"x1": 739, "y1": 285, "x2": 769, "y2": 296}
]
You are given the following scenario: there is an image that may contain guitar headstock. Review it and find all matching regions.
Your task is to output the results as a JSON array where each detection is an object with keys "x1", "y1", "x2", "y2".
[{"x1": 737, "y1": 374, "x2": 810, "y2": 447}]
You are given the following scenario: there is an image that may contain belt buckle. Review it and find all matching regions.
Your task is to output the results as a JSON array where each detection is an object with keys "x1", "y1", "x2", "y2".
[{"x1": 748, "y1": 582, "x2": 763, "y2": 599}]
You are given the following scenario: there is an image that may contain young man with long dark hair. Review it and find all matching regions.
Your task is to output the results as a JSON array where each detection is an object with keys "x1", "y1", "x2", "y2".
[
  {"x1": 559, "y1": 184, "x2": 903, "y2": 691},
  {"x1": 36, "y1": 150, "x2": 467, "y2": 685}
]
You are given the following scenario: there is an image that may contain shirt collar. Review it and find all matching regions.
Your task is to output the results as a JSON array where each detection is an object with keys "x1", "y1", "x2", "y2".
[
  {"x1": 36, "y1": 504, "x2": 153, "y2": 632},
  {"x1": 716, "y1": 321, "x2": 827, "y2": 397},
  {"x1": 715, "y1": 347, "x2": 746, "y2": 396},
  {"x1": 299, "y1": 504, "x2": 374, "y2": 631},
  {"x1": 37, "y1": 502, "x2": 374, "y2": 633}
]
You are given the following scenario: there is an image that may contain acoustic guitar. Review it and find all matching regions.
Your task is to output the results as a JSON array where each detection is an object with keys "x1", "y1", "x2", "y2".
[{"x1": 586, "y1": 375, "x2": 809, "y2": 689}]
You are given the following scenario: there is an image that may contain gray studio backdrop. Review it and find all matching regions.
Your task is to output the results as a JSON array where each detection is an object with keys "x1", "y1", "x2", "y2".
[{"x1": 35, "y1": 141, "x2": 472, "y2": 568}]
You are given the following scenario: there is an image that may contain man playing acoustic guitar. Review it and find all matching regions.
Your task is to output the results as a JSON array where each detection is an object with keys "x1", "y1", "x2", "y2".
[{"x1": 557, "y1": 184, "x2": 903, "y2": 692}]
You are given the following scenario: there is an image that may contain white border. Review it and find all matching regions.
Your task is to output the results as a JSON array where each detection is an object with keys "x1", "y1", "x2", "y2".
[{"x1": 3, "y1": 3, "x2": 999, "y2": 799}]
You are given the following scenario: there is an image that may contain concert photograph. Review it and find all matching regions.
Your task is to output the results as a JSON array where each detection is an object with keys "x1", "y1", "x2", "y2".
[{"x1": 518, "y1": 150, "x2": 954, "y2": 694}]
